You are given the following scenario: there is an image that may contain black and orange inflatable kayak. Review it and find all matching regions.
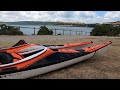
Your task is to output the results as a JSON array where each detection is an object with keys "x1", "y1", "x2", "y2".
[{"x1": 0, "y1": 40, "x2": 112, "y2": 79}]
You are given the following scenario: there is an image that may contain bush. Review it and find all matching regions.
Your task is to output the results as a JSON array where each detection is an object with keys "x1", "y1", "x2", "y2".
[
  {"x1": 90, "y1": 24, "x2": 120, "y2": 36},
  {"x1": 37, "y1": 25, "x2": 53, "y2": 35},
  {"x1": 0, "y1": 24, "x2": 23, "y2": 35}
]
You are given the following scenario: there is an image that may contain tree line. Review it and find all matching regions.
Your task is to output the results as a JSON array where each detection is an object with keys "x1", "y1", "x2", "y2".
[{"x1": 0, "y1": 24, "x2": 120, "y2": 36}]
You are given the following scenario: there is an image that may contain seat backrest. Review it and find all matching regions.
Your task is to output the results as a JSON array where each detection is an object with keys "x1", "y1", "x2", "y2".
[{"x1": 0, "y1": 52, "x2": 13, "y2": 64}]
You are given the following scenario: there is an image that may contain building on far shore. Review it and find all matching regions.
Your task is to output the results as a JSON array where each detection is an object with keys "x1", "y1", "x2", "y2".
[{"x1": 103, "y1": 21, "x2": 120, "y2": 26}]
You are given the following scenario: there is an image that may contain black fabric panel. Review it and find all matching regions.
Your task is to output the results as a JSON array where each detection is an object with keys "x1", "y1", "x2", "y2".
[{"x1": 26, "y1": 51, "x2": 89, "y2": 70}]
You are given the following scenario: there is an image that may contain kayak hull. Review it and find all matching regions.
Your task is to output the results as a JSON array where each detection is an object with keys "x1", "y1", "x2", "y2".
[{"x1": 0, "y1": 52, "x2": 95, "y2": 79}]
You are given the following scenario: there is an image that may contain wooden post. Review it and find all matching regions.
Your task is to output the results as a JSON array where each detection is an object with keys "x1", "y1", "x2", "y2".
[
  {"x1": 85, "y1": 32, "x2": 87, "y2": 36},
  {"x1": 81, "y1": 31, "x2": 83, "y2": 36},
  {"x1": 76, "y1": 31, "x2": 77, "y2": 35},
  {"x1": 63, "y1": 30, "x2": 64, "y2": 35},
  {"x1": 78, "y1": 31, "x2": 80, "y2": 35},
  {"x1": 70, "y1": 30, "x2": 72, "y2": 35},
  {"x1": 34, "y1": 27, "x2": 35, "y2": 35},
  {"x1": 18, "y1": 26, "x2": 20, "y2": 30},
  {"x1": 55, "y1": 29, "x2": 56, "y2": 35}
]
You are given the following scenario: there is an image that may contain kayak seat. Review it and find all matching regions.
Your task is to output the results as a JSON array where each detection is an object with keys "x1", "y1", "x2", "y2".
[{"x1": 0, "y1": 52, "x2": 13, "y2": 64}]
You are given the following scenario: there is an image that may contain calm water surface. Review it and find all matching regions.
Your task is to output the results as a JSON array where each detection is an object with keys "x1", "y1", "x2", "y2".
[{"x1": 10, "y1": 25, "x2": 94, "y2": 35}]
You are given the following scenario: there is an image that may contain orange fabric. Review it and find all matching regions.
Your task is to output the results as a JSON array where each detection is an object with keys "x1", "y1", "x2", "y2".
[
  {"x1": 11, "y1": 53, "x2": 23, "y2": 62},
  {"x1": 0, "y1": 44, "x2": 36, "y2": 53},
  {"x1": 58, "y1": 49, "x2": 79, "y2": 53},
  {"x1": 64, "y1": 41, "x2": 92, "y2": 48},
  {"x1": 82, "y1": 41, "x2": 111, "y2": 52},
  {"x1": 11, "y1": 53, "x2": 23, "y2": 59},
  {"x1": 0, "y1": 49, "x2": 54, "y2": 70},
  {"x1": 13, "y1": 59, "x2": 19, "y2": 62}
]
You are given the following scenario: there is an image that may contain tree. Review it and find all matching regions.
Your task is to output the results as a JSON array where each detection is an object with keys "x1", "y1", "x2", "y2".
[
  {"x1": 0, "y1": 24, "x2": 23, "y2": 35},
  {"x1": 37, "y1": 25, "x2": 53, "y2": 35},
  {"x1": 90, "y1": 24, "x2": 120, "y2": 36}
]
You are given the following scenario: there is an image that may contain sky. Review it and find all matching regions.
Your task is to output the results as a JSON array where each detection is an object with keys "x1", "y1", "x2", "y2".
[{"x1": 0, "y1": 11, "x2": 120, "y2": 24}]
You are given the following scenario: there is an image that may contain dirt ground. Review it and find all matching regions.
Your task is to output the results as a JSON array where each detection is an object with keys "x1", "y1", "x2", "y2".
[{"x1": 0, "y1": 35, "x2": 120, "y2": 79}]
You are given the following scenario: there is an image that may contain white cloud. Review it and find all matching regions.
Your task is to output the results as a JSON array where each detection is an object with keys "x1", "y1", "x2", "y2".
[
  {"x1": 103, "y1": 11, "x2": 120, "y2": 22},
  {"x1": 0, "y1": 11, "x2": 120, "y2": 23},
  {"x1": 104, "y1": 11, "x2": 120, "y2": 18},
  {"x1": 75, "y1": 11, "x2": 96, "y2": 18}
]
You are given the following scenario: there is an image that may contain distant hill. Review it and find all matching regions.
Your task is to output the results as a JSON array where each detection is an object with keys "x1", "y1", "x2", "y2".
[
  {"x1": 0, "y1": 21, "x2": 86, "y2": 26},
  {"x1": 0, "y1": 21, "x2": 57, "y2": 25}
]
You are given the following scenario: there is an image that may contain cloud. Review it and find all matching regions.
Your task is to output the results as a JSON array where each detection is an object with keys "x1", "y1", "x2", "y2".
[
  {"x1": 104, "y1": 11, "x2": 120, "y2": 22},
  {"x1": 0, "y1": 11, "x2": 120, "y2": 23}
]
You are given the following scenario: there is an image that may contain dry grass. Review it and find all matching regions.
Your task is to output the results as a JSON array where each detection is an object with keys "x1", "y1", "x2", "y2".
[{"x1": 0, "y1": 35, "x2": 120, "y2": 79}]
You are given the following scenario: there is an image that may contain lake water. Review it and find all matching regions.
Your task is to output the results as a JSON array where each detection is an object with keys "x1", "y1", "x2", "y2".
[{"x1": 10, "y1": 25, "x2": 94, "y2": 36}]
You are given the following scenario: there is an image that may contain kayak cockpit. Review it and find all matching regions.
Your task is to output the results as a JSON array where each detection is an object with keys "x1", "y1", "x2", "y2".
[
  {"x1": 17, "y1": 46, "x2": 46, "y2": 56},
  {"x1": 0, "y1": 46, "x2": 47, "y2": 67}
]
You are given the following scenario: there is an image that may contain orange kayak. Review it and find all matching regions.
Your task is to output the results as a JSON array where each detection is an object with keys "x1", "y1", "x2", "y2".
[{"x1": 0, "y1": 40, "x2": 112, "y2": 79}]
